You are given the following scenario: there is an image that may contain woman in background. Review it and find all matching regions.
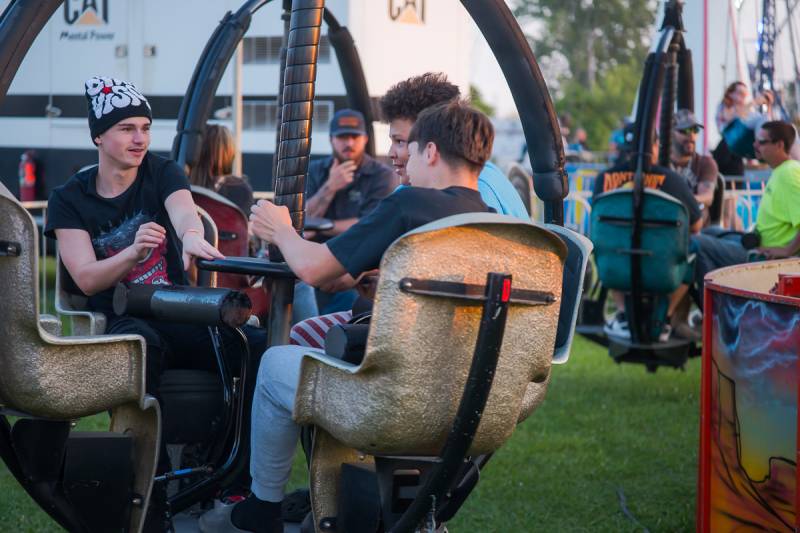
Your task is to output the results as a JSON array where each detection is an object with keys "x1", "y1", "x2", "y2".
[
  {"x1": 190, "y1": 124, "x2": 254, "y2": 214},
  {"x1": 191, "y1": 124, "x2": 318, "y2": 322},
  {"x1": 713, "y1": 81, "x2": 775, "y2": 177}
]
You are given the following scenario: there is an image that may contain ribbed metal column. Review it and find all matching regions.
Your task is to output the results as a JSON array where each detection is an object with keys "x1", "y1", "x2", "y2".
[
  {"x1": 272, "y1": 0, "x2": 291, "y2": 180},
  {"x1": 267, "y1": 0, "x2": 323, "y2": 346}
]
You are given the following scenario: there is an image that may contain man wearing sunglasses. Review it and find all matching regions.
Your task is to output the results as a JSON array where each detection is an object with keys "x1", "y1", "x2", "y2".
[
  {"x1": 670, "y1": 109, "x2": 718, "y2": 217},
  {"x1": 691, "y1": 120, "x2": 800, "y2": 285}
]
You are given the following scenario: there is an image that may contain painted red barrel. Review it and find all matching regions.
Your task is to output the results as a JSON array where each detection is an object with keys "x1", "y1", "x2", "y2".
[{"x1": 698, "y1": 259, "x2": 800, "y2": 532}]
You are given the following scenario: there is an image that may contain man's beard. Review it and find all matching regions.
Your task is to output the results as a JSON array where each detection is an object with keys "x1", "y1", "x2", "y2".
[
  {"x1": 333, "y1": 147, "x2": 363, "y2": 166},
  {"x1": 674, "y1": 140, "x2": 694, "y2": 157}
]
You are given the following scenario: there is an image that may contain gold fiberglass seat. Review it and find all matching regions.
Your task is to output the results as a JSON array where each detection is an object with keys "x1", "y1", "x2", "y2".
[
  {"x1": 291, "y1": 213, "x2": 570, "y2": 530},
  {"x1": 0, "y1": 183, "x2": 160, "y2": 533}
]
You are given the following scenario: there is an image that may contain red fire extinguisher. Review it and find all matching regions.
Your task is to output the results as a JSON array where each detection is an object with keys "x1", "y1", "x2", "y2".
[{"x1": 18, "y1": 150, "x2": 37, "y2": 202}]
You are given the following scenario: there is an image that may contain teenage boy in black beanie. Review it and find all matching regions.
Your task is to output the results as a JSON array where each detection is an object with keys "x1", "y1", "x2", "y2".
[{"x1": 45, "y1": 76, "x2": 266, "y2": 531}]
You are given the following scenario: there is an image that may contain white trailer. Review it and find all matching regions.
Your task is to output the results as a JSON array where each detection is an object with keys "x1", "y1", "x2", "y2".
[{"x1": 0, "y1": 0, "x2": 472, "y2": 195}]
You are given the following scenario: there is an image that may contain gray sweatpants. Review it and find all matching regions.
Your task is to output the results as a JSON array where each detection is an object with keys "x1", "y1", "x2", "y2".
[{"x1": 249, "y1": 345, "x2": 309, "y2": 502}]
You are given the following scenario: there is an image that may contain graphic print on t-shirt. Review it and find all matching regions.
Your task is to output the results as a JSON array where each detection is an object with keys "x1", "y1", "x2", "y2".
[
  {"x1": 92, "y1": 211, "x2": 171, "y2": 285},
  {"x1": 601, "y1": 171, "x2": 667, "y2": 192}
]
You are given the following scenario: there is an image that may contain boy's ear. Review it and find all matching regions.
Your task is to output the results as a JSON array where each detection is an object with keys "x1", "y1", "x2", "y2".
[{"x1": 425, "y1": 142, "x2": 439, "y2": 165}]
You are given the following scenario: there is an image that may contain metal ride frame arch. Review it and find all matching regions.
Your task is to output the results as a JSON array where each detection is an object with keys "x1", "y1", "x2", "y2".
[{"x1": 0, "y1": 0, "x2": 568, "y2": 531}]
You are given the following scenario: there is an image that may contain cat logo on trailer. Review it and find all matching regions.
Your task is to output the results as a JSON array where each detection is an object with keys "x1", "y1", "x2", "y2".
[
  {"x1": 64, "y1": 0, "x2": 109, "y2": 26},
  {"x1": 389, "y1": 0, "x2": 425, "y2": 25}
]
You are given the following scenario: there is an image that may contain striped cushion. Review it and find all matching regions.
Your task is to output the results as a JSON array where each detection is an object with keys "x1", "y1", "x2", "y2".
[{"x1": 289, "y1": 311, "x2": 353, "y2": 348}]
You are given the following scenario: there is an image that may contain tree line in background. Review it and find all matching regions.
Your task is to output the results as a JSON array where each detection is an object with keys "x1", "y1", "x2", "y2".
[{"x1": 513, "y1": 0, "x2": 658, "y2": 151}]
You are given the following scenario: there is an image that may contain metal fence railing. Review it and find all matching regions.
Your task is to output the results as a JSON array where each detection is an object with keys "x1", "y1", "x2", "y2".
[{"x1": 547, "y1": 165, "x2": 772, "y2": 236}]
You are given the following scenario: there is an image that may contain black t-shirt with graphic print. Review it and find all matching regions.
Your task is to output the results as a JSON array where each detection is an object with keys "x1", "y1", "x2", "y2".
[
  {"x1": 592, "y1": 160, "x2": 702, "y2": 225},
  {"x1": 45, "y1": 152, "x2": 190, "y2": 315}
]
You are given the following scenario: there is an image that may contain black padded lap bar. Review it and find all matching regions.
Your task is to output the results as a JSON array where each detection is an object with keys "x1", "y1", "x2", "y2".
[
  {"x1": 197, "y1": 257, "x2": 296, "y2": 279},
  {"x1": 677, "y1": 48, "x2": 694, "y2": 110},
  {"x1": 288, "y1": 27, "x2": 321, "y2": 47},
  {"x1": 271, "y1": 0, "x2": 323, "y2": 261},
  {"x1": 281, "y1": 120, "x2": 312, "y2": 140},
  {"x1": 278, "y1": 138, "x2": 311, "y2": 159},
  {"x1": 113, "y1": 283, "x2": 252, "y2": 328},
  {"x1": 0, "y1": 1, "x2": 62, "y2": 107},
  {"x1": 460, "y1": 0, "x2": 566, "y2": 224},
  {"x1": 399, "y1": 277, "x2": 557, "y2": 306},
  {"x1": 274, "y1": 175, "x2": 306, "y2": 196}
]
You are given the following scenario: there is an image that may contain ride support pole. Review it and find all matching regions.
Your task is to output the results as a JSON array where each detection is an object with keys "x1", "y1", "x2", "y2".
[
  {"x1": 658, "y1": 42, "x2": 679, "y2": 168},
  {"x1": 267, "y1": 0, "x2": 324, "y2": 347}
]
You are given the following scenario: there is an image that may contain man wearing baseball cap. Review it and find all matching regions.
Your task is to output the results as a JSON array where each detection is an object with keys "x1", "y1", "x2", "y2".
[
  {"x1": 670, "y1": 109, "x2": 718, "y2": 216},
  {"x1": 305, "y1": 109, "x2": 397, "y2": 238},
  {"x1": 305, "y1": 108, "x2": 396, "y2": 313}
]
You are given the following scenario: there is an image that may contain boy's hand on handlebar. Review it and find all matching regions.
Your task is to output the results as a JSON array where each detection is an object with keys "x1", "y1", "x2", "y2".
[
  {"x1": 129, "y1": 222, "x2": 166, "y2": 262},
  {"x1": 250, "y1": 200, "x2": 293, "y2": 243},
  {"x1": 181, "y1": 230, "x2": 224, "y2": 271}
]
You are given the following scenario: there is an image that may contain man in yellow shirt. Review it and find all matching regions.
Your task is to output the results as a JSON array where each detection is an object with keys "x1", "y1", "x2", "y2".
[
  {"x1": 753, "y1": 121, "x2": 800, "y2": 257},
  {"x1": 692, "y1": 120, "x2": 800, "y2": 285}
]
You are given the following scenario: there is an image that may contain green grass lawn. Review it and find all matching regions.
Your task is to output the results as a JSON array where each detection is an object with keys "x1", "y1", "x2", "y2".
[{"x1": 0, "y1": 335, "x2": 700, "y2": 532}]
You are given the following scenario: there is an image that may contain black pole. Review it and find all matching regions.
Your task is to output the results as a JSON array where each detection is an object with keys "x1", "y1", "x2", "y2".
[
  {"x1": 0, "y1": 0, "x2": 62, "y2": 106},
  {"x1": 460, "y1": 0, "x2": 566, "y2": 225},
  {"x1": 267, "y1": 0, "x2": 324, "y2": 346},
  {"x1": 630, "y1": 28, "x2": 671, "y2": 344},
  {"x1": 388, "y1": 273, "x2": 511, "y2": 533},
  {"x1": 323, "y1": 8, "x2": 375, "y2": 156},
  {"x1": 273, "y1": 0, "x2": 291, "y2": 180},
  {"x1": 658, "y1": 42, "x2": 678, "y2": 168},
  {"x1": 170, "y1": 0, "x2": 273, "y2": 171},
  {"x1": 677, "y1": 47, "x2": 694, "y2": 111}
]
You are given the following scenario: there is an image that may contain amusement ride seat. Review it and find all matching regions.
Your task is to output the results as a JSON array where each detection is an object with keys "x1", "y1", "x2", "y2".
[
  {"x1": 0, "y1": 182, "x2": 160, "y2": 533},
  {"x1": 591, "y1": 188, "x2": 691, "y2": 294},
  {"x1": 191, "y1": 185, "x2": 270, "y2": 322},
  {"x1": 590, "y1": 187, "x2": 697, "y2": 368},
  {"x1": 287, "y1": 213, "x2": 570, "y2": 529}
]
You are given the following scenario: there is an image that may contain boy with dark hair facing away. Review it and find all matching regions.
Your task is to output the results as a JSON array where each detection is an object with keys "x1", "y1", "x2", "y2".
[
  {"x1": 199, "y1": 101, "x2": 497, "y2": 533},
  {"x1": 289, "y1": 72, "x2": 529, "y2": 347},
  {"x1": 381, "y1": 72, "x2": 529, "y2": 218}
]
